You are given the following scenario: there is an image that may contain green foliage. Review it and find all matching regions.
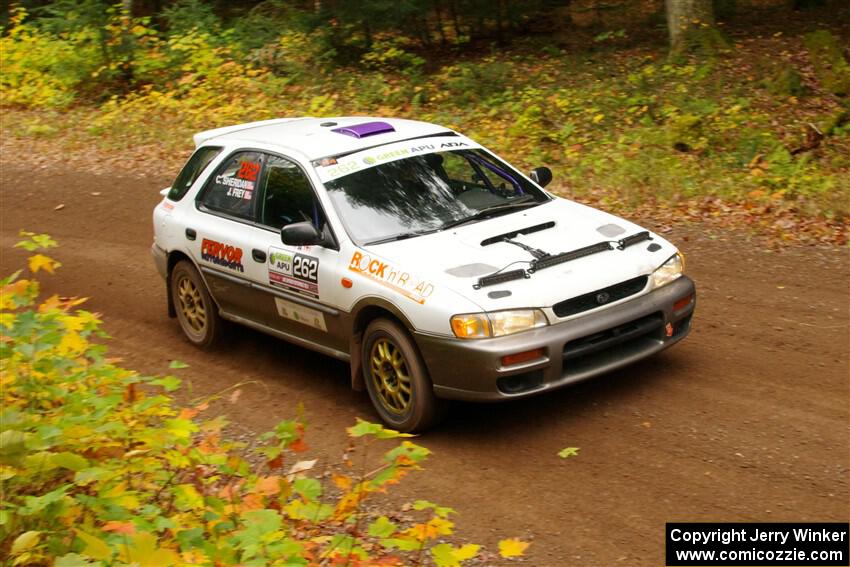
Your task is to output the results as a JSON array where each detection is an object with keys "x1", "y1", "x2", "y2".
[
  {"x1": 161, "y1": 0, "x2": 221, "y2": 37},
  {"x1": 434, "y1": 57, "x2": 515, "y2": 106},
  {"x1": 804, "y1": 30, "x2": 850, "y2": 96},
  {"x1": 0, "y1": 9, "x2": 99, "y2": 107},
  {"x1": 361, "y1": 35, "x2": 425, "y2": 74},
  {"x1": 764, "y1": 66, "x2": 807, "y2": 97},
  {"x1": 0, "y1": 234, "x2": 531, "y2": 565},
  {"x1": 1, "y1": 6, "x2": 848, "y2": 228}
]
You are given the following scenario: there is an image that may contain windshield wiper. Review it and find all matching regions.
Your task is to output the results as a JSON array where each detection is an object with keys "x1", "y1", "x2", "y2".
[
  {"x1": 440, "y1": 198, "x2": 540, "y2": 231},
  {"x1": 364, "y1": 228, "x2": 441, "y2": 245}
]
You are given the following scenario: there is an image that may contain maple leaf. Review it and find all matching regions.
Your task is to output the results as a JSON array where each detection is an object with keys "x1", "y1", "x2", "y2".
[
  {"x1": 289, "y1": 437, "x2": 309, "y2": 453},
  {"x1": 28, "y1": 253, "x2": 60, "y2": 274},
  {"x1": 58, "y1": 331, "x2": 86, "y2": 355},
  {"x1": 498, "y1": 538, "x2": 530, "y2": 558},
  {"x1": 102, "y1": 521, "x2": 136, "y2": 535},
  {"x1": 254, "y1": 475, "x2": 282, "y2": 496},
  {"x1": 332, "y1": 473, "x2": 353, "y2": 491},
  {"x1": 266, "y1": 454, "x2": 284, "y2": 469},
  {"x1": 558, "y1": 447, "x2": 580, "y2": 459}
]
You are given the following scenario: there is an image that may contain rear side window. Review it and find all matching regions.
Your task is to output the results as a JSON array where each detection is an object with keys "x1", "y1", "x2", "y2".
[
  {"x1": 198, "y1": 151, "x2": 264, "y2": 221},
  {"x1": 168, "y1": 146, "x2": 222, "y2": 201}
]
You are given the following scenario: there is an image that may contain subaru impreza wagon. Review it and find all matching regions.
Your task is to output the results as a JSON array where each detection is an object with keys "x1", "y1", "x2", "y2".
[{"x1": 151, "y1": 117, "x2": 695, "y2": 431}]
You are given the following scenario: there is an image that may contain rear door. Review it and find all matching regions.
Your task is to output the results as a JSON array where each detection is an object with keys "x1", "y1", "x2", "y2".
[{"x1": 190, "y1": 150, "x2": 274, "y2": 324}]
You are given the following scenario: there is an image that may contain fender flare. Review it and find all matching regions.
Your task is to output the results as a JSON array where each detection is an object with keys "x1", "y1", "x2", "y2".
[{"x1": 347, "y1": 296, "x2": 417, "y2": 391}]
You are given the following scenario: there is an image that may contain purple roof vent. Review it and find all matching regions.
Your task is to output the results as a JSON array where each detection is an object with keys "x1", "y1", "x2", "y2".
[{"x1": 331, "y1": 121, "x2": 395, "y2": 139}]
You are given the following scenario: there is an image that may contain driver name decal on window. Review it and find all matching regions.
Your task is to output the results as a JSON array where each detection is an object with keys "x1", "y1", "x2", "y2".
[
  {"x1": 215, "y1": 172, "x2": 255, "y2": 200},
  {"x1": 268, "y1": 247, "x2": 320, "y2": 298},
  {"x1": 201, "y1": 238, "x2": 244, "y2": 272},
  {"x1": 348, "y1": 250, "x2": 434, "y2": 304}
]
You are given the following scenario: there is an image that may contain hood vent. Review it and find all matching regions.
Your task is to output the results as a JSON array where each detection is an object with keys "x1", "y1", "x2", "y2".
[
  {"x1": 445, "y1": 263, "x2": 498, "y2": 278},
  {"x1": 481, "y1": 221, "x2": 555, "y2": 247}
]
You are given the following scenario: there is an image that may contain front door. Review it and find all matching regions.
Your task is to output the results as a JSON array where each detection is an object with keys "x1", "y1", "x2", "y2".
[{"x1": 245, "y1": 153, "x2": 348, "y2": 355}]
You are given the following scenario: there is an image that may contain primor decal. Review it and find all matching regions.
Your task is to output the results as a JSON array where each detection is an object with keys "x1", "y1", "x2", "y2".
[
  {"x1": 201, "y1": 239, "x2": 244, "y2": 272},
  {"x1": 348, "y1": 251, "x2": 434, "y2": 304}
]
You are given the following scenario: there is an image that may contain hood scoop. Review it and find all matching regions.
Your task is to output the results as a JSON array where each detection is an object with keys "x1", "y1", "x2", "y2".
[
  {"x1": 331, "y1": 121, "x2": 395, "y2": 139},
  {"x1": 480, "y1": 221, "x2": 555, "y2": 247}
]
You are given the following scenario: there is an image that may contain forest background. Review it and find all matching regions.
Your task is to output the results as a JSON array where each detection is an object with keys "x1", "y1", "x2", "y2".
[{"x1": 2, "y1": 0, "x2": 849, "y2": 245}]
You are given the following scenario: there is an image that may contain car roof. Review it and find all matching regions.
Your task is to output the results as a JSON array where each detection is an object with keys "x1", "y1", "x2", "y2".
[{"x1": 193, "y1": 117, "x2": 455, "y2": 160}]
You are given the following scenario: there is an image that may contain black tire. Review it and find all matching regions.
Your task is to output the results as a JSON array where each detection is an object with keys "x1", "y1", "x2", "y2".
[
  {"x1": 170, "y1": 260, "x2": 223, "y2": 349},
  {"x1": 362, "y1": 318, "x2": 445, "y2": 433}
]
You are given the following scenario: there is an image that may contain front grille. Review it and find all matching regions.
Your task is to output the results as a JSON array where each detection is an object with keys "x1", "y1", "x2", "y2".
[
  {"x1": 563, "y1": 312, "x2": 663, "y2": 362},
  {"x1": 553, "y1": 276, "x2": 648, "y2": 318}
]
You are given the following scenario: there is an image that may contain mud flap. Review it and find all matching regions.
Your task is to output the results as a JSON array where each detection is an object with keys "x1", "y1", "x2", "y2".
[
  {"x1": 166, "y1": 271, "x2": 177, "y2": 319},
  {"x1": 349, "y1": 332, "x2": 364, "y2": 391}
]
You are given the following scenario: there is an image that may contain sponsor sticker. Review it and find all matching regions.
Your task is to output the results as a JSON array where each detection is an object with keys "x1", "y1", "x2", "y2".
[
  {"x1": 348, "y1": 250, "x2": 434, "y2": 304},
  {"x1": 316, "y1": 137, "x2": 480, "y2": 183},
  {"x1": 237, "y1": 160, "x2": 260, "y2": 181},
  {"x1": 201, "y1": 238, "x2": 244, "y2": 273},
  {"x1": 274, "y1": 297, "x2": 327, "y2": 332},
  {"x1": 268, "y1": 247, "x2": 319, "y2": 298}
]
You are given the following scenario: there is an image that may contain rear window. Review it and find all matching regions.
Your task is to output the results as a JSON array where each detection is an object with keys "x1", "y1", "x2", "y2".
[{"x1": 167, "y1": 146, "x2": 222, "y2": 201}]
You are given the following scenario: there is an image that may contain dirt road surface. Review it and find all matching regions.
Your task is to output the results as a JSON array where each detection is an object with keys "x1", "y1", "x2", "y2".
[{"x1": 2, "y1": 164, "x2": 848, "y2": 565}]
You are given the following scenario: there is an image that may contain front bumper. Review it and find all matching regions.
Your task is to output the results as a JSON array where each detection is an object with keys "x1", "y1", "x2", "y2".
[{"x1": 416, "y1": 276, "x2": 696, "y2": 401}]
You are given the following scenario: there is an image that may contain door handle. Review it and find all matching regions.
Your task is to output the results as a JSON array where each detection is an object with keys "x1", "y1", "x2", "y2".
[
  {"x1": 252, "y1": 249, "x2": 267, "y2": 263},
  {"x1": 185, "y1": 228, "x2": 197, "y2": 241}
]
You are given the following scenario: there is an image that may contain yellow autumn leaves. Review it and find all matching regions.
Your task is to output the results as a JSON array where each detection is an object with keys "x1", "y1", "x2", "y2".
[{"x1": 2, "y1": 232, "x2": 533, "y2": 566}]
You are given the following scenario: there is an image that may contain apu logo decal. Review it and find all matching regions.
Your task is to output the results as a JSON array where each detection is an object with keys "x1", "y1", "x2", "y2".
[
  {"x1": 348, "y1": 251, "x2": 434, "y2": 304},
  {"x1": 201, "y1": 239, "x2": 244, "y2": 272},
  {"x1": 268, "y1": 247, "x2": 319, "y2": 298}
]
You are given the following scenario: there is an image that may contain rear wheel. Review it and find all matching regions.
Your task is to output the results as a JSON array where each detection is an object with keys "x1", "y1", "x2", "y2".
[
  {"x1": 362, "y1": 318, "x2": 445, "y2": 432},
  {"x1": 170, "y1": 260, "x2": 222, "y2": 348}
]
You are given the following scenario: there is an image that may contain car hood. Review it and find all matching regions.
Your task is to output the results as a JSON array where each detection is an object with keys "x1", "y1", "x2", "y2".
[{"x1": 364, "y1": 198, "x2": 678, "y2": 312}]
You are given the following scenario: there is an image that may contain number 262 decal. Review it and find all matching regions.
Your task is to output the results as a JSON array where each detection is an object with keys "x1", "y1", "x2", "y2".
[{"x1": 293, "y1": 254, "x2": 319, "y2": 282}]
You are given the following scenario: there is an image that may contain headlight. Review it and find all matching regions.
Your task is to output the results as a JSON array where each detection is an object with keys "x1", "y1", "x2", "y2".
[
  {"x1": 451, "y1": 309, "x2": 548, "y2": 339},
  {"x1": 651, "y1": 253, "x2": 684, "y2": 288}
]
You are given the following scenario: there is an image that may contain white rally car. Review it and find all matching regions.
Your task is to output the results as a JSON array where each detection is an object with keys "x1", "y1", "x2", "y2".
[{"x1": 152, "y1": 117, "x2": 695, "y2": 431}]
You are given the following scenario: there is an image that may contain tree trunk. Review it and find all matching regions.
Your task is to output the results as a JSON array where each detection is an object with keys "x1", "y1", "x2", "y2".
[
  {"x1": 666, "y1": 0, "x2": 715, "y2": 52},
  {"x1": 433, "y1": 0, "x2": 448, "y2": 46},
  {"x1": 447, "y1": 0, "x2": 462, "y2": 40}
]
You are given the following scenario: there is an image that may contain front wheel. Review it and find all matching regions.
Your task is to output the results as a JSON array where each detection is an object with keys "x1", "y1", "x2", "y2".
[
  {"x1": 170, "y1": 260, "x2": 223, "y2": 349},
  {"x1": 362, "y1": 318, "x2": 445, "y2": 433}
]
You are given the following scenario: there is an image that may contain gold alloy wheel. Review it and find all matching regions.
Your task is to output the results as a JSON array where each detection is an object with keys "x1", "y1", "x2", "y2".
[
  {"x1": 176, "y1": 275, "x2": 207, "y2": 333},
  {"x1": 369, "y1": 338, "x2": 412, "y2": 415}
]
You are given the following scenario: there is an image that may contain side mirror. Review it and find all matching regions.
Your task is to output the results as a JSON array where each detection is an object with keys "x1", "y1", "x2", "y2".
[
  {"x1": 529, "y1": 167, "x2": 553, "y2": 188},
  {"x1": 281, "y1": 222, "x2": 322, "y2": 246}
]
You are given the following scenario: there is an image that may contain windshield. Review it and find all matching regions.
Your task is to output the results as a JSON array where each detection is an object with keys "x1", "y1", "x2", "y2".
[{"x1": 323, "y1": 148, "x2": 550, "y2": 244}]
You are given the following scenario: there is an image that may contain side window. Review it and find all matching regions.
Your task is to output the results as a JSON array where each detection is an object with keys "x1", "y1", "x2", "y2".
[
  {"x1": 168, "y1": 146, "x2": 222, "y2": 201},
  {"x1": 199, "y1": 151, "x2": 264, "y2": 220},
  {"x1": 259, "y1": 154, "x2": 327, "y2": 231},
  {"x1": 440, "y1": 151, "x2": 471, "y2": 182}
]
